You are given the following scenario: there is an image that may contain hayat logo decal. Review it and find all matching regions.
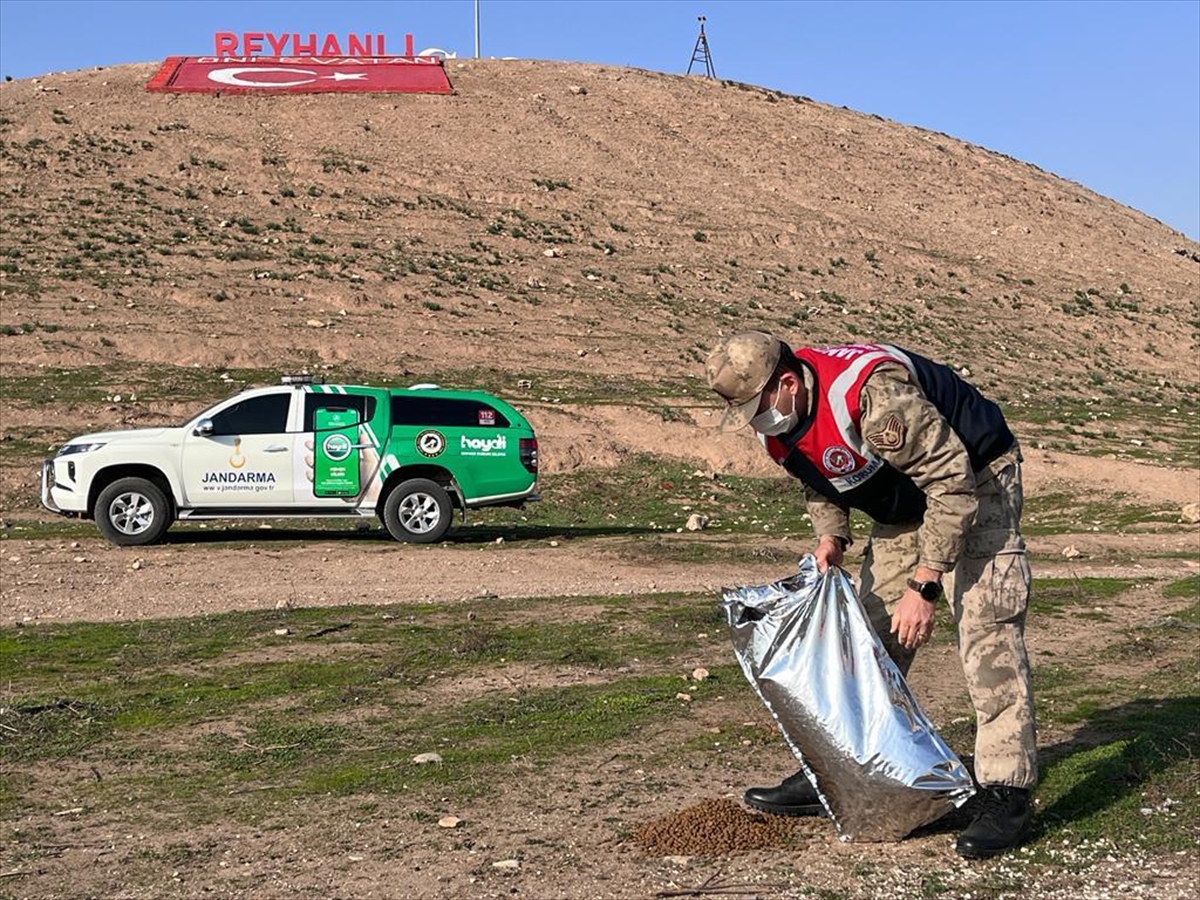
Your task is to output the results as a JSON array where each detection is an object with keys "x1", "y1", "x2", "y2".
[
  {"x1": 822, "y1": 446, "x2": 857, "y2": 475},
  {"x1": 416, "y1": 430, "x2": 445, "y2": 458},
  {"x1": 460, "y1": 434, "x2": 507, "y2": 457},
  {"x1": 322, "y1": 433, "x2": 354, "y2": 462}
]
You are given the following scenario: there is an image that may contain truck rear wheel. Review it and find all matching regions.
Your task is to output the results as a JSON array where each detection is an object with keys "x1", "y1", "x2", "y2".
[
  {"x1": 382, "y1": 478, "x2": 453, "y2": 543},
  {"x1": 95, "y1": 477, "x2": 172, "y2": 546}
]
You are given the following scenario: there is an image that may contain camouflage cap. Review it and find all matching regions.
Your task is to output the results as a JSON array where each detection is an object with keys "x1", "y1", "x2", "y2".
[{"x1": 705, "y1": 331, "x2": 783, "y2": 430}]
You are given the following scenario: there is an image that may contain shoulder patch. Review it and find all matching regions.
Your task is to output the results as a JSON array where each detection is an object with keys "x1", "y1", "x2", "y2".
[{"x1": 867, "y1": 413, "x2": 907, "y2": 451}]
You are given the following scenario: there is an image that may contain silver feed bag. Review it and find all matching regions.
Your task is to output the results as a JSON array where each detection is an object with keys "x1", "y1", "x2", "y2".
[{"x1": 723, "y1": 555, "x2": 975, "y2": 841}]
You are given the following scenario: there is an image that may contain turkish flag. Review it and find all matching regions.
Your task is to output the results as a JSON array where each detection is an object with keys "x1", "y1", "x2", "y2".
[{"x1": 147, "y1": 57, "x2": 453, "y2": 94}]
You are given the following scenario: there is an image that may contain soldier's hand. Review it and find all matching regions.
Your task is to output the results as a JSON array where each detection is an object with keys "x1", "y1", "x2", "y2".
[
  {"x1": 814, "y1": 535, "x2": 845, "y2": 572},
  {"x1": 892, "y1": 589, "x2": 937, "y2": 650}
]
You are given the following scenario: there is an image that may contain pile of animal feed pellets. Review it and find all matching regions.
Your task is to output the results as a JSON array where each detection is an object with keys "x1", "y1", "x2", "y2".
[{"x1": 633, "y1": 799, "x2": 807, "y2": 855}]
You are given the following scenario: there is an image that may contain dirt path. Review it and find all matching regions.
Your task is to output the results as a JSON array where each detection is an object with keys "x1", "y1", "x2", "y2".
[{"x1": 2, "y1": 528, "x2": 1195, "y2": 626}]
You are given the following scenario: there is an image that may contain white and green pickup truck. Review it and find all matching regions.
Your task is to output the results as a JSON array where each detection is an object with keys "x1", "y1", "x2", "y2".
[{"x1": 41, "y1": 377, "x2": 539, "y2": 545}]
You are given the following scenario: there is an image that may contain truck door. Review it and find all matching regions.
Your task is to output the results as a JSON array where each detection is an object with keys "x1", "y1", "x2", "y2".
[
  {"x1": 296, "y1": 390, "x2": 385, "y2": 506},
  {"x1": 312, "y1": 407, "x2": 360, "y2": 497},
  {"x1": 180, "y1": 390, "x2": 297, "y2": 507}
]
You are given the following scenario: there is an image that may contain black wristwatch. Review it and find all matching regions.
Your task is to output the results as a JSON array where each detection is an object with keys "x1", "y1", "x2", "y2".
[{"x1": 907, "y1": 578, "x2": 944, "y2": 602}]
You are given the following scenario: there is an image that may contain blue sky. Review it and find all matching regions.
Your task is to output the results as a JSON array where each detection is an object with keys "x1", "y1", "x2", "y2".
[{"x1": 1, "y1": 0, "x2": 1197, "y2": 239}]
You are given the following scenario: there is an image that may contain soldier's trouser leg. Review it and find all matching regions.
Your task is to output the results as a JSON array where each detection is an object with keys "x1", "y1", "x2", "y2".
[
  {"x1": 858, "y1": 448, "x2": 1038, "y2": 789},
  {"x1": 953, "y1": 451, "x2": 1038, "y2": 789},
  {"x1": 858, "y1": 523, "x2": 921, "y2": 677}
]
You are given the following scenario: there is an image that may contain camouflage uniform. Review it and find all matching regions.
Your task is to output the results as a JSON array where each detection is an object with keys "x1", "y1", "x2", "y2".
[{"x1": 804, "y1": 364, "x2": 1038, "y2": 789}]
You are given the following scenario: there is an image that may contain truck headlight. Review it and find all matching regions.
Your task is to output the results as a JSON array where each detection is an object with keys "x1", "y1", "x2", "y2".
[{"x1": 56, "y1": 442, "x2": 106, "y2": 457}]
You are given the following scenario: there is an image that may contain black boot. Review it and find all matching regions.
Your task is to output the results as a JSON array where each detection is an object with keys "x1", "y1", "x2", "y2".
[
  {"x1": 743, "y1": 770, "x2": 826, "y2": 817},
  {"x1": 955, "y1": 786, "x2": 1033, "y2": 859}
]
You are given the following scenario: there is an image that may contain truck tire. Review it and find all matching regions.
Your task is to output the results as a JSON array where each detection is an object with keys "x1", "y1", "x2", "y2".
[
  {"x1": 95, "y1": 477, "x2": 173, "y2": 546},
  {"x1": 382, "y1": 478, "x2": 453, "y2": 543}
]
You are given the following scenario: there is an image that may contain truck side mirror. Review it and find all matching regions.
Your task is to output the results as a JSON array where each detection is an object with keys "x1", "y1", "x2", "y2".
[{"x1": 193, "y1": 418, "x2": 214, "y2": 437}]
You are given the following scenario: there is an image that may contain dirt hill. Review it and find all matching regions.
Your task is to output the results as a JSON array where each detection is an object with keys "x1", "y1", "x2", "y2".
[
  {"x1": 3, "y1": 61, "x2": 1198, "y2": 900},
  {"x1": 0, "y1": 59, "x2": 1197, "y2": 492}
]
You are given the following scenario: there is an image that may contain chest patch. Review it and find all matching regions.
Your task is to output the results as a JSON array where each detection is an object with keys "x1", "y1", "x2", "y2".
[
  {"x1": 867, "y1": 413, "x2": 907, "y2": 452},
  {"x1": 822, "y1": 445, "x2": 857, "y2": 474}
]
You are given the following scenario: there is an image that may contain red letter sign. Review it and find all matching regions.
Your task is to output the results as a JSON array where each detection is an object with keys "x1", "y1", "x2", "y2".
[{"x1": 210, "y1": 30, "x2": 414, "y2": 59}]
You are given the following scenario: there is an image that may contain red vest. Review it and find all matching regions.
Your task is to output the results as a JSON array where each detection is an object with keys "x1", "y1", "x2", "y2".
[
  {"x1": 763, "y1": 343, "x2": 1013, "y2": 525},
  {"x1": 765, "y1": 344, "x2": 915, "y2": 492}
]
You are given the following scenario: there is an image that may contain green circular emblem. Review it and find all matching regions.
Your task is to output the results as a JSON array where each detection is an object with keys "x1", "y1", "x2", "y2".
[{"x1": 323, "y1": 432, "x2": 353, "y2": 462}]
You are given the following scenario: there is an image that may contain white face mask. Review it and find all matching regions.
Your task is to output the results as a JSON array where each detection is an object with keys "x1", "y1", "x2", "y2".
[{"x1": 749, "y1": 388, "x2": 799, "y2": 436}]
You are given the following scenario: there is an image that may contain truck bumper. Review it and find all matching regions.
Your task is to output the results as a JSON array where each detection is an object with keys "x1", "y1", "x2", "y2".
[
  {"x1": 41, "y1": 460, "x2": 63, "y2": 514},
  {"x1": 41, "y1": 459, "x2": 84, "y2": 516}
]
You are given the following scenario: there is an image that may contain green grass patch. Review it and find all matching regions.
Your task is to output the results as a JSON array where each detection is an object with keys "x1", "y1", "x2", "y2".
[
  {"x1": 1034, "y1": 691, "x2": 1200, "y2": 854},
  {"x1": 1027, "y1": 592, "x2": 1199, "y2": 855},
  {"x1": 1029, "y1": 577, "x2": 1138, "y2": 616},
  {"x1": 0, "y1": 518, "x2": 122, "y2": 539},
  {"x1": 0, "y1": 592, "x2": 730, "y2": 807},
  {"x1": 1163, "y1": 574, "x2": 1199, "y2": 600},
  {"x1": 0, "y1": 431, "x2": 60, "y2": 464},
  {"x1": 1, "y1": 596, "x2": 709, "y2": 695},
  {"x1": 297, "y1": 673, "x2": 727, "y2": 798},
  {"x1": 1023, "y1": 492, "x2": 1178, "y2": 535},
  {"x1": 1009, "y1": 395, "x2": 1199, "y2": 463}
]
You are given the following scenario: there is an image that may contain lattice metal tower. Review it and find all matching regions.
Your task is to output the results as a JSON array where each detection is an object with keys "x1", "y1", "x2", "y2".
[{"x1": 687, "y1": 16, "x2": 716, "y2": 78}]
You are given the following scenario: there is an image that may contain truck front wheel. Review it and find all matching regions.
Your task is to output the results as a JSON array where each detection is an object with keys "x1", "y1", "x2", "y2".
[
  {"x1": 95, "y1": 477, "x2": 173, "y2": 546},
  {"x1": 382, "y1": 478, "x2": 453, "y2": 543}
]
